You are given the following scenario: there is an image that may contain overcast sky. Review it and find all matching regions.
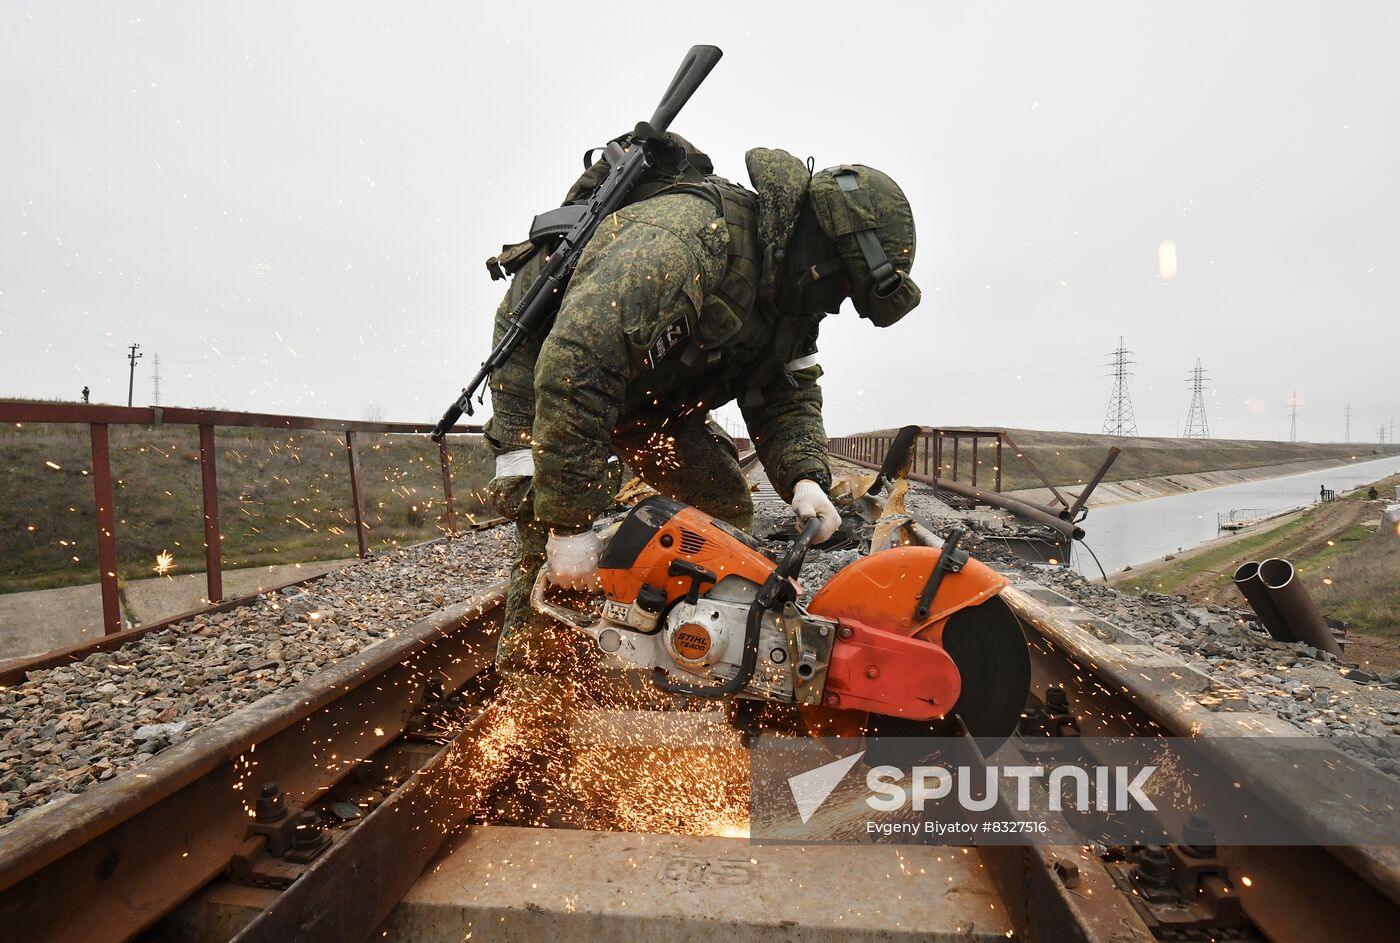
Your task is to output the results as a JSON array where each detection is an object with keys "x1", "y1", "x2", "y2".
[{"x1": 3, "y1": 2, "x2": 1397, "y2": 441}]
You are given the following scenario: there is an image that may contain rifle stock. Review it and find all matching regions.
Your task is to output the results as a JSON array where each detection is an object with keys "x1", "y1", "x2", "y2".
[{"x1": 430, "y1": 45, "x2": 723, "y2": 442}]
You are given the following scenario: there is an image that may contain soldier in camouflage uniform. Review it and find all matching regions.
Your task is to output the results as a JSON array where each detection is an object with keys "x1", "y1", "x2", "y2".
[{"x1": 482, "y1": 140, "x2": 921, "y2": 683}]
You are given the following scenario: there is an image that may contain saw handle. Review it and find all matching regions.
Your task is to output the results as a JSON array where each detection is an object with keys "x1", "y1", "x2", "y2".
[
  {"x1": 668, "y1": 559, "x2": 716, "y2": 604},
  {"x1": 765, "y1": 516, "x2": 823, "y2": 603}
]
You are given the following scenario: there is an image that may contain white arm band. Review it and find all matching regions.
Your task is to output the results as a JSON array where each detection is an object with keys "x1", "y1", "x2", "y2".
[{"x1": 495, "y1": 449, "x2": 535, "y2": 477}]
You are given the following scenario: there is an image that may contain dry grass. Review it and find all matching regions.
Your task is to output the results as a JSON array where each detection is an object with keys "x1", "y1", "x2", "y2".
[
  {"x1": 1308, "y1": 524, "x2": 1400, "y2": 642},
  {"x1": 0, "y1": 421, "x2": 493, "y2": 594}
]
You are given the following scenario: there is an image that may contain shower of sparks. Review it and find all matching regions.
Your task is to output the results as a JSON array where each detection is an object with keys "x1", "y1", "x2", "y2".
[
  {"x1": 153, "y1": 549, "x2": 176, "y2": 575},
  {"x1": 433, "y1": 673, "x2": 754, "y2": 839}
]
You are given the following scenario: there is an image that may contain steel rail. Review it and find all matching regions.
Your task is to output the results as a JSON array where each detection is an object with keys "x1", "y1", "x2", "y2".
[
  {"x1": 896, "y1": 521, "x2": 1400, "y2": 939},
  {"x1": 226, "y1": 704, "x2": 509, "y2": 943},
  {"x1": 1002, "y1": 582, "x2": 1400, "y2": 940},
  {"x1": 0, "y1": 580, "x2": 508, "y2": 943}
]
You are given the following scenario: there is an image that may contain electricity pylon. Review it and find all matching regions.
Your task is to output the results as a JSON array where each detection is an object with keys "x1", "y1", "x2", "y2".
[
  {"x1": 1183, "y1": 359, "x2": 1210, "y2": 439},
  {"x1": 1101, "y1": 337, "x2": 1138, "y2": 437}
]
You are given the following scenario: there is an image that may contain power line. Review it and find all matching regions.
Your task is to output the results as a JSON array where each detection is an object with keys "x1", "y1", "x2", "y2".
[
  {"x1": 1344, "y1": 404, "x2": 1354, "y2": 443},
  {"x1": 126, "y1": 343, "x2": 143, "y2": 408},
  {"x1": 1287, "y1": 391, "x2": 1301, "y2": 443},
  {"x1": 0, "y1": 306, "x2": 450, "y2": 373},
  {"x1": 1101, "y1": 336, "x2": 1138, "y2": 437},
  {"x1": 152, "y1": 353, "x2": 162, "y2": 407},
  {"x1": 1183, "y1": 358, "x2": 1210, "y2": 439}
]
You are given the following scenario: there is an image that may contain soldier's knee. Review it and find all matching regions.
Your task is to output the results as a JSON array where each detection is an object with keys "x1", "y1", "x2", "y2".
[
  {"x1": 728, "y1": 505, "x2": 754, "y2": 532},
  {"x1": 720, "y1": 496, "x2": 754, "y2": 532},
  {"x1": 694, "y1": 482, "x2": 752, "y2": 531},
  {"x1": 487, "y1": 474, "x2": 533, "y2": 521}
]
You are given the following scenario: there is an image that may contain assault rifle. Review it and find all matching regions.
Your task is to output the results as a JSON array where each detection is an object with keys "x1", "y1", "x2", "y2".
[{"x1": 429, "y1": 45, "x2": 724, "y2": 441}]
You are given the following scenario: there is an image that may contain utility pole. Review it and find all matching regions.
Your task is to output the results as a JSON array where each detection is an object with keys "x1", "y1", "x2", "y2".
[
  {"x1": 1344, "y1": 404, "x2": 1354, "y2": 443},
  {"x1": 1380, "y1": 425, "x2": 1388, "y2": 446},
  {"x1": 1101, "y1": 336, "x2": 1138, "y2": 437},
  {"x1": 1287, "y1": 391, "x2": 1301, "y2": 443},
  {"x1": 1183, "y1": 359, "x2": 1210, "y2": 439},
  {"x1": 152, "y1": 354, "x2": 162, "y2": 407},
  {"x1": 126, "y1": 343, "x2": 143, "y2": 408}
]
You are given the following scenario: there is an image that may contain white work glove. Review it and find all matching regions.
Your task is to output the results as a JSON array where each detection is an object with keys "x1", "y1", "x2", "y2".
[
  {"x1": 545, "y1": 530, "x2": 602, "y2": 591},
  {"x1": 791, "y1": 479, "x2": 841, "y2": 543}
]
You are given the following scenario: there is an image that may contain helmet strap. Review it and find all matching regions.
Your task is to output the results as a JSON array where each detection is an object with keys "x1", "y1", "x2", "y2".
[
  {"x1": 778, "y1": 201, "x2": 845, "y2": 315},
  {"x1": 835, "y1": 170, "x2": 901, "y2": 294},
  {"x1": 795, "y1": 257, "x2": 843, "y2": 290}
]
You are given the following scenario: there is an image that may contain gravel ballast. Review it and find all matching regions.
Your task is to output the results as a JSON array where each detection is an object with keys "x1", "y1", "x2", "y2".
[{"x1": 0, "y1": 528, "x2": 513, "y2": 826}]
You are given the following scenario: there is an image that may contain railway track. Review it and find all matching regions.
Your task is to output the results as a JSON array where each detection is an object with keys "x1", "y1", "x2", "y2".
[
  {"x1": 0, "y1": 558, "x2": 509, "y2": 941},
  {"x1": 967, "y1": 572, "x2": 1399, "y2": 941},
  {"x1": 1, "y1": 461, "x2": 1397, "y2": 941}
]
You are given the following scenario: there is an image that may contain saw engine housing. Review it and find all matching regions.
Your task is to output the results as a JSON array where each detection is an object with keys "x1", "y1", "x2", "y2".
[{"x1": 532, "y1": 495, "x2": 1024, "y2": 731}]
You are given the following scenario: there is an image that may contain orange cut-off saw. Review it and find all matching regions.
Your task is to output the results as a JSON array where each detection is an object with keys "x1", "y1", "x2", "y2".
[{"x1": 532, "y1": 495, "x2": 1031, "y2": 740}]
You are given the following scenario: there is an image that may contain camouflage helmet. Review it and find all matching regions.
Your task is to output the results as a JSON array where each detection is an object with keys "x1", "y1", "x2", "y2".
[{"x1": 805, "y1": 164, "x2": 920, "y2": 327}]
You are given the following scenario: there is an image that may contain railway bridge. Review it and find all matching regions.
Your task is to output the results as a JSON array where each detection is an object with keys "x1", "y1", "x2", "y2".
[{"x1": 1, "y1": 404, "x2": 1397, "y2": 943}]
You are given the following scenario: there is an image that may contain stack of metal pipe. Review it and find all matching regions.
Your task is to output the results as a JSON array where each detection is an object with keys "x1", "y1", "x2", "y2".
[{"x1": 1233, "y1": 559, "x2": 1344, "y2": 658}]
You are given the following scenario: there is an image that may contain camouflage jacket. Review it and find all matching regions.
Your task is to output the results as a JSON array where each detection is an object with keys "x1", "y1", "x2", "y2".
[{"x1": 484, "y1": 148, "x2": 832, "y2": 533}]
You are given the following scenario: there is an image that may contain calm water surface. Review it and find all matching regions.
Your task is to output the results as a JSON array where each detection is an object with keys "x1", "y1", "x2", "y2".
[{"x1": 1070, "y1": 455, "x2": 1400, "y2": 576}]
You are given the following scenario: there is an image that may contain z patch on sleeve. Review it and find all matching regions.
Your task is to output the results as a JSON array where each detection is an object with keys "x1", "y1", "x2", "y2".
[{"x1": 645, "y1": 314, "x2": 691, "y2": 369}]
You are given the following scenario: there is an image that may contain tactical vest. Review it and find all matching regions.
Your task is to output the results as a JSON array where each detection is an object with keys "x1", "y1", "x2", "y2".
[{"x1": 646, "y1": 177, "x2": 822, "y2": 413}]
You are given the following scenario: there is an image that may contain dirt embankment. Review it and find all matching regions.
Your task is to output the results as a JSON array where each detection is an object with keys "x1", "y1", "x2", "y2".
[
  {"x1": 851, "y1": 425, "x2": 1398, "y2": 505},
  {"x1": 995, "y1": 428, "x2": 1394, "y2": 492},
  {"x1": 1008, "y1": 456, "x2": 1366, "y2": 510}
]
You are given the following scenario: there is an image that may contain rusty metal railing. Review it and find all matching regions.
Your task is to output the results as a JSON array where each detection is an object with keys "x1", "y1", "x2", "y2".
[
  {"x1": 830, "y1": 427, "x2": 1009, "y2": 491},
  {"x1": 829, "y1": 428, "x2": 1120, "y2": 542},
  {"x1": 0, "y1": 403, "x2": 483, "y2": 637}
]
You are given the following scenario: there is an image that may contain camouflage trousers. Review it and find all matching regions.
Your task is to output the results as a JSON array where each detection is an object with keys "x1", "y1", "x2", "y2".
[{"x1": 490, "y1": 412, "x2": 753, "y2": 679}]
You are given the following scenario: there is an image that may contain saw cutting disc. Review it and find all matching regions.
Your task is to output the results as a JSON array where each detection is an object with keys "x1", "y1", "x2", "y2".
[
  {"x1": 926, "y1": 595, "x2": 1030, "y2": 740},
  {"x1": 800, "y1": 552, "x2": 1032, "y2": 746}
]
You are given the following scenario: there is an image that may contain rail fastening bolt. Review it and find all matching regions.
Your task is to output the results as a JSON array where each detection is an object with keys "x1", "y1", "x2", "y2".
[
  {"x1": 255, "y1": 781, "x2": 288, "y2": 823},
  {"x1": 1052, "y1": 858, "x2": 1080, "y2": 888}
]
